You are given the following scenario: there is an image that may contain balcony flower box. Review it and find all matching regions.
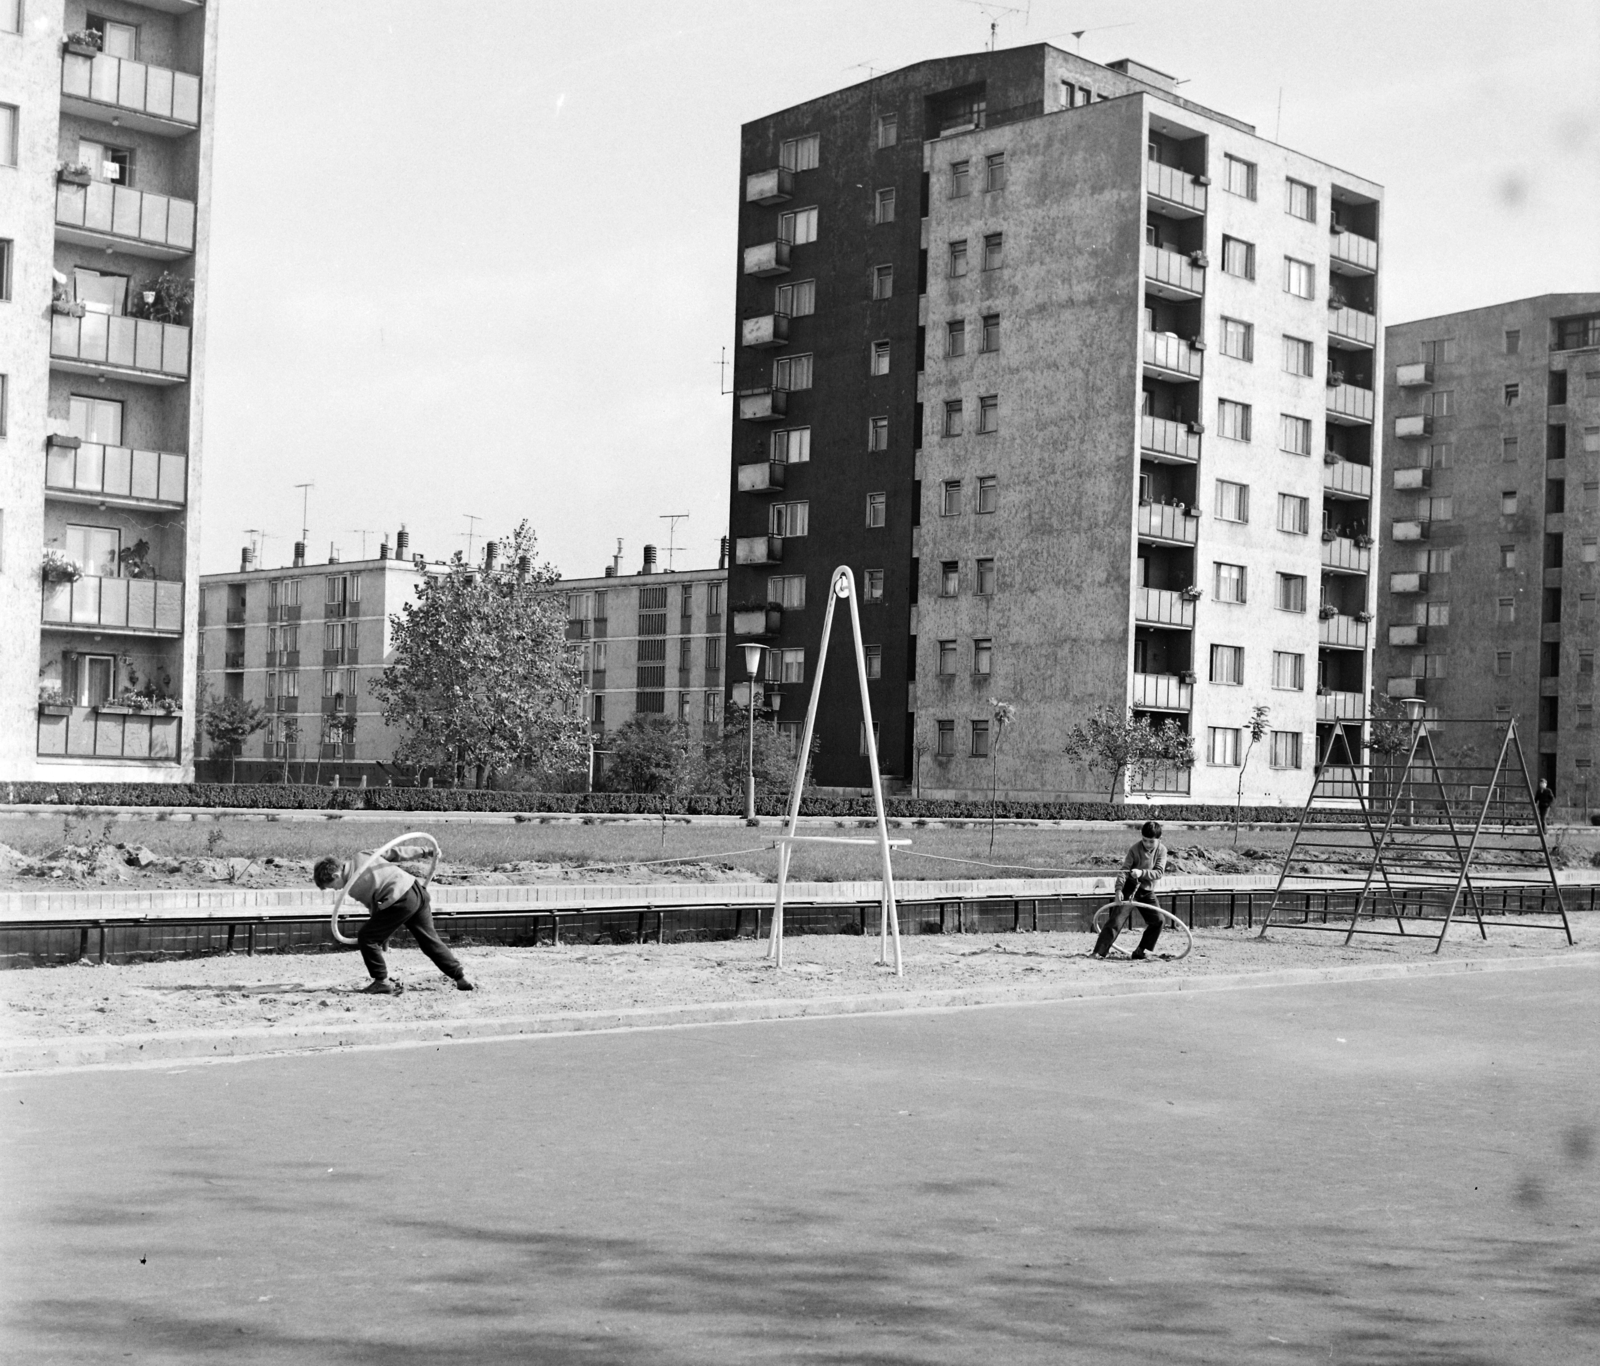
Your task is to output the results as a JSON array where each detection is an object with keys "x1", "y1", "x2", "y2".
[
  {"x1": 39, "y1": 703, "x2": 74, "y2": 717},
  {"x1": 1180, "y1": 585, "x2": 1203, "y2": 601},
  {"x1": 1318, "y1": 605, "x2": 1338, "y2": 619},
  {"x1": 1321, "y1": 530, "x2": 1337, "y2": 543},
  {"x1": 1323, "y1": 451, "x2": 1341, "y2": 465},
  {"x1": 97, "y1": 704, "x2": 135, "y2": 716},
  {"x1": 41, "y1": 548, "x2": 82, "y2": 584},
  {"x1": 57, "y1": 162, "x2": 93, "y2": 185},
  {"x1": 1179, "y1": 670, "x2": 1197, "y2": 685},
  {"x1": 1187, "y1": 420, "x2": 1205, "y2": 433},
  {"x1": 1326, "y1": 371, "x2": 1346, "y2": 389},
  {"x1": 1356, "y1": 534, "x2": 1375, "y2": 548},
  {"x1": 1356, "y1": 611, "x2": 1374, "y2": 622},
  {"x1": 1188, "y1": 252, "x2": 1209, "y2": 268},
  {"x1": 63, "y1": 30, "x2": 102, "y2": 56},
  {"x1": 50, "y1": 298, "x2": 86, "y2": 317},
  {"x1": 1317, "y1": 686, "x2": 1332, "y2": 696}
]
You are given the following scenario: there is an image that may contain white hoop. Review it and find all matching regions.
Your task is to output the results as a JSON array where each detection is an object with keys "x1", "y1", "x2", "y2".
[
  {"x1": 329, "y1": 832, "x2": 441, "y2": 946},
  {"x1": 1090, "y1": 899, "x2": 1193, "y2": 960}
]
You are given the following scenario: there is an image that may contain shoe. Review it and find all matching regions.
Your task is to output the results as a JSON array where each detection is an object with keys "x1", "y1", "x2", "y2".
[
  {"x1": 454, "y1": 977, "x2": 476, "y2": 991},
  {"x1": 361, "y1": 978, "x2": 403, "y2": 995},
  {"x1": 1130, "y1": 950, "x2": 1148, "y2": 960}
]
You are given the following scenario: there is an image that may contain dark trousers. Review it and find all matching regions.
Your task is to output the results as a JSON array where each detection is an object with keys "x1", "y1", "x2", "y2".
[
  {"x1": 1093, "y1": 874, "x2": 1163, "y2": 957},
  {"x1": 354, "y1": 884, "x2": 463, "y2": 982}
]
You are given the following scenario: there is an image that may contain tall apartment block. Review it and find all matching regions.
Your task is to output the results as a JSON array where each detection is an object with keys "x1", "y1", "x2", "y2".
[
  {"x1": 0, "y1": 0, "x2": 217, "y2": 780},
  {"x1": 1377, "y1": 296, "x2": 1600, "y2": 810},
  {"x1": 728, "y1": 47, "x2": 1382, "y2": 800}
]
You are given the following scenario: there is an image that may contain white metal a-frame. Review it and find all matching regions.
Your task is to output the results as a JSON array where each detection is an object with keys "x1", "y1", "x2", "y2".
[{"x1": 767, "y1": 566, "x2": 910, "y2": 975}]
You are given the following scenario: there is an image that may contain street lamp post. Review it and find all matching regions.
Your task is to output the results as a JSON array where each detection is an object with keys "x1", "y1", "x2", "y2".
[{"x1": 742, "y1": 643, "x2": 767, "y2": 823}]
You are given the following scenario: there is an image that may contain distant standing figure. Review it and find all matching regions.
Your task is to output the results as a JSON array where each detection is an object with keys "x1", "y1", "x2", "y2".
[
  {"x1": 314, "y1": 849, "x2": 474, "y2": 995},
  {"x1": 1535, "y1": 779, "x2": 1555, "y2": 832},
  {"x1": 1093, "y1": 820, "x2": 1168, "y2": 960}
]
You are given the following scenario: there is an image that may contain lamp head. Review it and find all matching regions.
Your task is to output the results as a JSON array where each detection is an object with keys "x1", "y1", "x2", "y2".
[{"x1": 742, "y1": 643, "x2": 765, "y2": 678}]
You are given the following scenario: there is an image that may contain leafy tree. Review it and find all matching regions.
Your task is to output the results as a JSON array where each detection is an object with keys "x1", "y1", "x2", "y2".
[
  {"x1": 598, "y1": 716, "x2": 693, "y2": 794},
  {"x1": 371, "y1": 522, "x2": 587, "y2": 788},
  {"x1": 1233, "y1": 704, "x2": 1272, "y2": 846},
  {"x1": 198, "y1": 684, "x2": 267, "y2": 784},
  {"x1": 694, "y1": 701, "x2": 803, "y2": 803},
  {"x1": 1062, "y1": 704, "x2": 1195, "y2": 803}
]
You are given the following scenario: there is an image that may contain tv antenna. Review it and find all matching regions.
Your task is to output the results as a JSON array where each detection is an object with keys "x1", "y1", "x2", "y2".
[
  {"x1": 659, "y1": 513, "x2": 691, "y2": 571},
  {"x1": 957, "y1": 0, "x2": 1028, "y2": 51},
  {"x1": 293, "y1": 482, "x2": 314, "y2": 543},
  {"x1": 459, "y1": 513, "x2": 483, "y2": 562},
  {"x1": 348, "y1": 528, "x2": 375, "y2": 559},
  {"x1": 717, "y1": 345, "x2": 732, "y2": 395},
  {"x1": 844, "y1": 59, "x2": 880, "y2": 80},
  {"x1": 1045, "y1": 21, "x2": 1134, "y2": 53}
]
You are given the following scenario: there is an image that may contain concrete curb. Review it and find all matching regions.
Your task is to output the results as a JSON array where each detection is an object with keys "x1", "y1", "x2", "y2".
[{"x1": 5, "y1": 950, "x2": 1596, "y2": 1076}]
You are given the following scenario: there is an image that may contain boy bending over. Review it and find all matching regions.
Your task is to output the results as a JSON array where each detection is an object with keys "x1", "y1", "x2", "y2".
[{"x1": 314, "y1": 849, "x2": 474, "y2": 995}]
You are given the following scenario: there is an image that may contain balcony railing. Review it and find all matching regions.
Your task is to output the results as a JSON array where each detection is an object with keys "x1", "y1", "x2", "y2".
[
  {"x1": 1389, "y1": 571, "x2": 1427, "y2": 594},
  {"x1": 1146, "y1": 162, "x2": 1206, "y2": 215},
  {"x1": 1316, "y1": 691, "x2": 1365, "y2": 722},
  {"x1": 1392, "y1": 520, "x2": 1428, "y2": 542},
  {"x1": 1318, "y1": 613, "x2": 1369, "y2": 649},
  {"x1": 1392, "y1": 466, "x2": 1430, "y2": 491},
  {"x1": 1396, "y1": 361, "x2": 1432, "y2": 388},
  {"x1": 1143, "y1": 244, "x2": 1205, "y2": 298},
  {"x1": 565, "y1": 618, "x2": 592, "y2": 641},
  {"x1": 1131, "y1": 672, "x2": 1193, "y2": 711},
  {"x1": 36, "y1": 706, "x2": 182, "y2": 761},
  {"x1": 1328, "y1": 305, "x2": 1377, "y2": 348},
  {"x1": 742, "y1": 240, "x2": 792, "y2": 277},
  {"x1": 741, "y1": 313, "x2": 790, "y2": 349},
  {"x1": 1134, "y1": 586, "x2": 1195, "y2": 628},
  {"x1": 1320, "y1": 535, "x2": 1371, "y2": 573},
  {"x1": 735, "y1": 535, "x2": 782, "y2": 565},
  {"x1": 1140, "y1": 414, "x2": 1199, "y2": 462},
  {"x1": 55, "y1": 181, "x2": 196, "y2": 258},
  {"x1": 50, "y1": 312, "x2": 191, "y2": 382},
  {"x1": 1330, "y1": 227, "x2": 1378, "y2": 274},
  {"x1": 323, "y1": 647, "x2": 360, "y2": 667},
  {"x1": 224, "y1": 651, "x2": 244, "y2": 668},
  {"x1": 1394, "y1": 414, "x2": 1433, "y2": 440},
  {"x1": 1388, "y1": 624, "x2": 1425, "y2": 647},
  {"x1": 1326, "y1": 382, "x2": 1374, "y2": 423},
  {"x1": 1387, "y1": 676, "x2": 1425, "y2": 699},
  {"x1": 1322, "y1": 458, "x2": 1372, "y2": 498},
  {"x1": 61, "y1": 52, "x2": 201, "y2": 131},
  {"x1": 737, "y1": 387, "x2": 788, "y2": 421},
  {"x1": 1137, "y1": 502, "x2": 1200, "y2": 545},
  {"x1": 733, "y1": 607, "x2": 782, "y2": 636},
  {"x1": 45, "y1": 440, "x2": 187, "y2": 505},
  {"x1": 1142, "y1": 331, "x2": 1203, "y2": 380},
  {"x1": 736, "y1": 461, "x2": 786, "y2": 493},
  {"x1": 225, "y1": 606, "x2": 245, "y2": 623},
  {"x1": 43, "y1": 575, "x2": 183, "y2": 634},
  {"x1": 1317, "y1": 765, "x2": 1364, "y2": 800},
  {"x1": 1128, "y1": 761, "x2": 1192, "y2": 794},
  {"x1": 267, "y1": 604, "x2": 302, "y2": 623},
  {"x1": 745, "y1": 167, "x2": 794, "y2": 205}
]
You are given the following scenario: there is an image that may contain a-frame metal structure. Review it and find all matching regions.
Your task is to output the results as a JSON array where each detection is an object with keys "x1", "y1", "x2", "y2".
[{"x1": 1261, "y1": 712, "x2": 1573, "y2": 952}]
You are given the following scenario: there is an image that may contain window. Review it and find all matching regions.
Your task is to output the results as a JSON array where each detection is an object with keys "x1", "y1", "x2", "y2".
[
  {"x1": 1425, "y1": 390, "x2": 1453, "y2": 417},
  {"x1": 951, "y1": 160, "x2": 971, "y2": 197},
  {"x1": 877, "y1": 114, "x2": 898, "y2": 149},
  {"x1": 1282, "y1": 336, "x2": 1314, "y2": 376},
  {"x1": 1283, "y1": 258, "x2": 1314, "y2": 299},
  {"x1": 1554, "y1": 315, "x2": 1600, "y2": 350},
  {"x1": 985, "y1": 152, "x2": 1006, "y2": 192},
  {"x1": 1423, "y1": 654, "x2": 1447, "y2": 679},
  {"x1": 1502, "y1": 437, "x2": 1519, "y2": 462},
  {"x1": 977, "y1": 394, "x2": 998, "y2": 434},
  {"x1": 1210, "y1": 645, "x2": 1245, "y2": 685},
  {"x1": 1220, "y1": 318, "x2": 1253, "y2": 361},
  {"x1": 1423, "y1": 496, "x2": 1452, "y2": 522},
  {"x1": 872, "y1": 264, "x2": 893, "y2": 299},
  {"x1": 1501, "y1": 491, "x2": 1519, "y2": 515},
  {"x1": 1582, "y1": 651, "x2": 1596, "y2": 676},
  {"x1": 1224, "y1": 155, "x2": 1257, "y2": 199},
  {"x1": 1425, "y1": 602, "x2": 1450, "y2": 626},
  {"x1": 943, "y1": 400, "x2": 964, "y2": 437},
  {"x1": 1219, "y1": 399, "x2": 1253, "y2": 441},
  {"x1": 1270, "y1": 731, "x2": 1303, "y2": 769},
  {"x1": 865, "y1": 644, "x2": 882, "y2": 680},
  {"x1": 980, "y1": 313, "x2": 1000, "y2": 353},
  {"x1": 768, "y1": 575, "x2": 806, "y2": 609},
  {"x1": 1421, "y1": 339, "x2": 1456, "y2": 366},
  {"x1": 866, "y1": 492, "x2": 887, "y2": 528},
  {"x1": 1214, "y1": 563, "x2": 1247, "y2": 604},
  {"x1": 940, "y1": 561, "x2": 960, "y2": 597},
  {"x1": 0, "y1": 104, "x2": 17, "y2": 168},
  {"x1": 973, "y1": 639, "x2": 993, "y2": 676},
  {"x1": 871, "y1": 340, "x2": 890, "y2": 375},
  {"x1": 1215, "y1": 480, "x2": 1250, "y2": 523},
  {"x1": 1277, "y1": 573, "x2": 1307, "y2": 612},
  {"x1": 771, "y1": 427, "x2": 811, "y2": 463},
  {"x1": 1272, "y1": 652, "x2": 1305, "y2": 691},
  {"x1": 0, "y1": 238, "x2": 11, "y2": 301},
  {"x1": 1426, "y1": 548, "x2": 1453, "y2": 574},
  {"x1": 982, "y1": 233, "x2": 1004, "y2": 271},
  {"x1": 1221, "y1": 236, "x2": 1255, "y2": 279},
  {"x1": 970, "y1": 720, "x2": 991, "y2": 758},
  {"x1": 1497, "y1": 598, "x2": 1515, "y2": 624},
  {"x1": 947, "y1": 320, "x2": 966, "y2": 356},
  {"x1": 1278, "y1": 493, "x2": 1310, "y2": 534},
  {"x1": 79, "y1": 137, "x2": 134, "y2": 186},
  {"x1": 949, "y1": 240, "x2": 969, "y2": 277},
  {"x1": 875, "y1": 187, "x2": 896, "y2": 224},
  {"x1": 1496, "y1": 652, "x2": 1513, "y2": 676},
  {"x1": 778, "y1": 207, "x2": 818, "y2": 244},
  {"x1": 769, "y1": 501, "x2": 809, "y2": 537},
  {"x1": 1285, "y1": 178, "x2": 1315, "y2": 221},
  {"x1": 773, "y1": 354, "x2": 813, "y2": 390},
  {"x1": 976, "y1": 475, "x2": 998, "y2": 512},
  {"x1": 1504, "y1": 383, "x2": 1520, "y2": 406},
  {"x1": 1279, "y1": 414, "x2": 1312, "y2": 456},
  {"x1": 774, "y1": 280, "x2": 815, "y2": 317},
  {"x1": 868, "y1": 415, "x2": 889, "y2": 451},
  {"x1": 941, "y1": 479, "x2": 962, "y2": 515},
  {"x1": 774, "y1": 648, "x2": 805, "y2": 684},
  {"x1": 779, "y1": 133, "x2": 820, "y2": 171},
  {"x1": 976, "y1": 558, "x2": 996, "y2": 595},
  {"x1": 1422, "y1": 444, "x2": 1451, "y2": 469},
  {"x1": 937, "y1": 640, "x2": 957, "y2": 676},
  {"x1": 1208, "y1": 727, "x2": 1241, "y2": 765},
  {"x1": 64, "y1": 523, "x2": 119, "y2": 577},
  {"x1": 1505, "y1": 329, "x2": 1521, "y2": 355},
  {"x1": 936, "y1": 719, "x2": 955, "y2": 756},
  {"x1": 863, "y1": 569, "x2": 884, "y2": 602}
]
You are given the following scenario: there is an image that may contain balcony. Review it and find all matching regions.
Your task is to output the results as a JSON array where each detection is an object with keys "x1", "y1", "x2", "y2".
[
  {"x1": 737, "y1": 387, "x2": 788, "y2": 422},
  {"x1": 36, "y1": 706, "x2": 182, "y2": 762},
  {"x1": 1328, "y1": 305, "x2": 1377, "y2": 348},
  {"x1": 43, "y1": 575, "x2": 184, "y2": 635},
  {"x1": 1392, "y1": 520, "x2": 1428, "y2": 542},
  {"x1": 1396, "y1": 362, "x2": 1433, "y2": 388},
  {"x1": 1137, "y1": 502, "x2": 1200, "y2": 545},
  {"x1": 565, "y1": 618, "x2": 592, "y2": 641},
  {"x1": 733, "y1": 607, "x2": 782, "y2": 636},
  {"x1": 741, "y1": 313, "x2": 790, "y2": 349},
  {"x1": 1316, "y1": 690, "x2": 1365, "y2": 722},
  {"x1": 1326, "y1": 381, "x2": 1374, "y2": 425},
  {"x1": 745, "y1": 167, "x2": 794, "y2": 205},
  {"x1": 55, "y1": 181, "x2": 196, "y2": 259},
  {"x1": 1387, "y1": 676, "x2": 1425, "y2": 699},
  {"x1": 60, "y1": 52, "x2": 201, "y2": 134},
  {"x1": 1128, "y1": 762, "x2": 1191, "y2": 795},
  {"x1": 1389, "y1": 572, "x2": 1427, "y2": 594},
  {"x1": 323, "y1": 648, "x2": 360, "y2": 667},
  {"x1": 225, "y1": 606, "x2": 245, "y2": 623},
  {"x1": 1140, "y1": 414, "x2": 1199, "y2": 463},
  {"x1": 50, "y1": 312, "x2": 190, "y2": 384},
  {"x1": 1146, "y1": 162, "x2": 1206, "y2": 217},
  {"x1": 1329, "y1": 227, "x2": 1378, "y2": 275},
  {"x1": 1143, "y1": 244, "x2": 1205, "y2": 300},
  {"x1": 223, "y1": 651, "x2": 244, "y2": 669},
  {"x1": 1134, "y1": 586, "x2": 1196, "y2": 628},
  {"x1": 1394, "y1": 414, "x2": 1433, "y2": 440},
  {"x1": 1322, "y1": 458, "x2": 1372, "y2": 498},
  {"x1": 266, "y1": 604, "x2": 302, "y2": 623},
  {"x1": 742, "y1": 240, "x2": 792, "y2": 277},
  {"x1": 1392, "y1": 467, "x2": 1430, "y2": 491},
  {"x1": 45, "y1": 439, "x2": 187, "y2": 507},
  {"x1": 1142, "y1": 331, "x2": 1203, "y2": 381},
  {"x1": 735, "y1": 535, "x2": 782, "y2": 566},
  {"x1": 1131, "y1": 672, "x2": 1192, "y2": 711},
  {"x1": 1388, "y1": 624, "x2": 1425, "y2": 647},
  {"x1": 1318, "y1": 612, "x2": 1369, "y2": 648},
  {"x1": 1321, "y1": 535, "x2": 1371, "y2": 574},
  {"x1": 737, "y1": 460, "x2": 786, "y2": 493}
]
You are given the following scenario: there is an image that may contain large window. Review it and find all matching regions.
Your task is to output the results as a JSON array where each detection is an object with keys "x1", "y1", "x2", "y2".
[
  {"x1": 976, "y1": 558, "x2": 996, "y2": 595},
  {"x1": 773, "y1": 354, "x2": 813, "y2": 391},
  {"x1": 985, "y1": 152, "x2": 1006, "y2": 192},
  {"x1": 771, "y1": 426, "x2": 810, "y2": 463},
  {"x1": 947, "y1": 320, "x2": 966, "y2": 356},
  {"x1": 865, "y1": 491, "x2": 886, "y2": 528},
  {"x1": 1213, "y1": 563, "x2": 1247, "y2": 604},
  {"x1": 941, "y1": 479, "x2": 962, "y2": 515},
  {"x1": 1215, "y1": 480, "x2": 1250, "y2": 523},
  {"x1": 1283, "y1": 257, "x2": 1315, "y2": 299},
  {"x1": 1276, "y1": 573, "x2": 1307, "y2": 613},
  {"x1": 970, "y1": 719, "x2": 991, "y2": 758},
  {"x1": 936, "y1": 719, "x2": 955, "y2": 756},
  {"x1": 1269, "y1": 731, "x2": 1303, "y2": 769},
  {"x1": 877, "y1": 114, "x2": 898, "y2": 149},
  {"x1": 1223, "y1": 154, "x2": 1257, "y2": 199},
  {"x1": 778, "y1": 207, "x2": 818, "y2": 244},
  {"x1": 65, "y1": 523, "x2": 120, "y2": 576},
  {"x1": 1220, "y1": 317, "x2": 1253, "y2": 361},
  {"x1": 868, "y1": 415, "x2": 889, "y2": 451},
  {"x1": 875, "y1": 188, "x2": 895, "y2": 224},
  {"x1": 977, "y1": 395, "x2": 998, "y2": 434},
  {"x1": 863, "y1": 569, "x2": 884, "y2": 602},
  {"x1": 69, "y1": 394, "x2": 124, "y2": 445},
  {"x1": 1218, "y1": 399, "x2": 1253, "y2": 441},
  {"x1": 949, "y1": 240, "x2": 969, "y2": 277},
  {"x1": 872, "y1": 264, "x2": 893, "y2": 299},
  {"x1": 1208, "y1": 726, "x2": 1241, "y2": 765},
  {"x1": 1277, "y1": 493, "x2": 1310, "y2": 534},
  {"x1": 1210, "y1": 645, "x2": 1244, "y2": 685},
  {"x1": 937, "y1": 640, "x2": 957, "y2": 676},
  {"x1": 943, "y1": 400, "x2": 964, "y2": 437},
  {"x1": 982, "y1": 233, "x2": 1004, "y2": 271},
  {"x1": 871, "y1": 340, "x2": 890, "y2": 376},
  {"x1": 768, "y1": 575, "x2": 806, "y2": 609},
  {"x1": 1282, "y1": 336, "x2": 1314, "y2": 376},
  {"x1": 973, "y1": 639, "x2": 993, "y2": 675},
  {"x1": 976, "y1": 475, "x2": 998, "y2": 512},
  {"x1": 1280, "y1": 414, "x2": 1312, "y2": 455},
  {"x1": 1221, "y1": 236, "x2": 1255, "y2": 279},
  {"x1": 769, "y1": 501, "x2": 809, "y2": 537},
  {"x1": 774, "y1": 279, "x2": 815, "y2": 316},
  {"x1": 779, "y1": 133, "x2": 820, "y2": 171},
  {"x1": 940, "y1": 561, "x2": 959, "y2": 597},
  {"x1": 980, "y1": 314, "x2": 1000, "y2": 353},
  {"x1": 1272, "y1": 651, "x2": 1305, "y2": 690},
  {"x1": 950, "y1": 160, "x2": 971, "y2": 197},
  {"x1": 1285, "y1": 178, "x2": 1316, "y2": 221}
]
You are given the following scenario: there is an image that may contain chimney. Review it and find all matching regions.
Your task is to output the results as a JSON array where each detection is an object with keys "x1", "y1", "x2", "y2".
[
  {"x1": 328, "y1": 543, "x2": 340, "y2": 564},
  {"x1": 395, "y1": 526, "x2": 410, "y2": 559},
  {"x1": 718, "y1": 535, "x2": 729, "y2": 570},
  {"x1": 516, "y1": 554, "x2": 530, "y2": 578},
  {"x1": 483, "y1": 540, "x2": 498, "y2": 571},
  {"x1": 604, "y1": 564, "x2": 616, "y2": 577},
  {"x1": 240, "y1": 545, "x2": 256, "y2": 573},
  {"x1": 640, "y1": 544, "x2": 657, "y2": 574},
  {"x1": 611, "y1": 538, "x2": 624, "y2": 576},
  {"x1": 292, "y1": 540, "x2": 306, "y2": 568},
  {"x1": 378, "y1": 536, "x2": 391, "y2": 561}
]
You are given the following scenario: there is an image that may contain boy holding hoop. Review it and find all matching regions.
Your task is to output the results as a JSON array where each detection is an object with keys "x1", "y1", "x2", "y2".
[
  {"x1": 314, "y1": 850, "x2": 475, "y2": 995},
  {"x1": 1092, "y1": 820, "x2": 1168, "y2": 960}
]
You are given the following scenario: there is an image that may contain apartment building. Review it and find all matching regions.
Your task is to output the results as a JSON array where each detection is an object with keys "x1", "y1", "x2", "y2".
[
  {"x1": 1, "y1": 0, "x2": 217, "y2": 780},
  {"x1": 728, "y1": 47, "x2": 1381, "y2": 800},
  {"x1": 1377, "y1": 296, "x2": 1600, "y2": 810},
  {"x1": 563, "y1": 545, "x2": 728, "y2": 779}
]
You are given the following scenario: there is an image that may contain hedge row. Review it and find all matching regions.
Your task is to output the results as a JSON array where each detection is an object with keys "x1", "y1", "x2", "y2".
[{"x1": 0, "y1": 781, "x2": 1305, "y2": 824}]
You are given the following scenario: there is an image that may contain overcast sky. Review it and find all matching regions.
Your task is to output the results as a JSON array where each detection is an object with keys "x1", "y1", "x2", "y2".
[{"x1": 199, "y1": 0, "x2": 1600, "y2": 580}]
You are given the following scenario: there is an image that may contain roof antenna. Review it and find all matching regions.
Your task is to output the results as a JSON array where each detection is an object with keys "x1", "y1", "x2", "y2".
[
  {"x1": 659, "y1": 513, "x2": 690, "y2": 571},
  {"x1": 957, "y1": 0, "x2": 1028, "y2": 51},
  {"x1": 1275, "y1": 86, "x2": 1284, "y2": 142}
]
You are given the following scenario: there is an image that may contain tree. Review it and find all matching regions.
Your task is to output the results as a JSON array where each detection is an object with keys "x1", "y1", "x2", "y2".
[
  {"x1": 1233, "y1": 704, "x2": 1271, "y2": 846},
  {"x1": 371, "y1": 522, "x2": 587, "y2": 787},
  {"x1": 1062, "y1": 704, "x2": 1195, "y2": 803},
  {"x1": 198, "y1": 685, "x2": 267, "y2": 784},
  {"x1": 310, "y1": 709, "x2": 359, "y2": 788},
  {"x1": 693, "y1": 701, "x2": 804, "y2": 804},
  {"x1": 598, "y1": 716, "x2": 693, "y2": 794},
  {"x1": 987, "y1": 698, "x2": 1016, "y2": 854}
]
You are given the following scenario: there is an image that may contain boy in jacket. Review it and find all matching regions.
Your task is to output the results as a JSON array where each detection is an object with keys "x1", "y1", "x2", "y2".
[
  {"x1": 1092, "y1": 820, "x2": 1167, "y2": 960},
  {"x1": 315, "y1": 848, "x2": 474, "y2": 995}
]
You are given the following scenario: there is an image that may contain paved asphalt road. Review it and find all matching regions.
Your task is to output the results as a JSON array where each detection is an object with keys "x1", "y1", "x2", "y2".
[{"x1": 2, "y1": 965, "x2": 1597, "y2": 1364}]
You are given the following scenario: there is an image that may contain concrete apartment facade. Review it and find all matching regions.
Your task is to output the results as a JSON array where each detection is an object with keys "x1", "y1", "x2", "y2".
[
  {"x1": 1377, "y1": 295, "x2": 1600, "y2": 811},
  {"x1": 1, "y1": 0, "x2": 217, "y2": 781},
  {"x1": 728, "y1": 47, "x2": 1382, "y2": 801}
]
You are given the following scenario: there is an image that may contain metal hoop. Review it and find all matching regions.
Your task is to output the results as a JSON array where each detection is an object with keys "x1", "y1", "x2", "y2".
[
  {"x1": 329, "y1": 832, "x2": 441, "y2": 946},
  {"x1": 1090, "y1": 899, "x2": 1193, "y2": 960}
]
